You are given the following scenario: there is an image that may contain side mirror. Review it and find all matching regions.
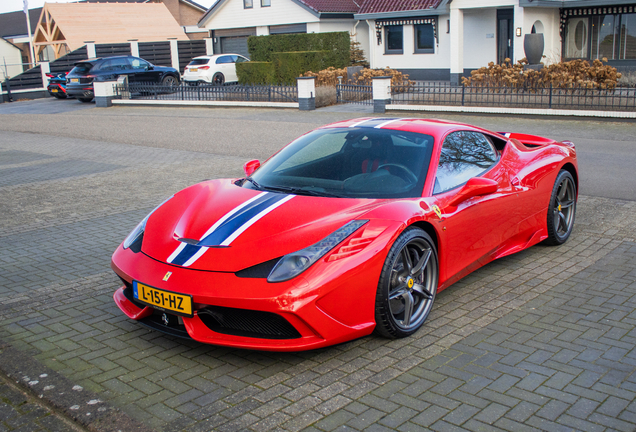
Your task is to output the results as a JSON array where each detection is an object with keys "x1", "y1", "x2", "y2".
[
  {"x1": 447, "y1": 177, "x2": 498, "y2": 207},
  {"x1": 243, "y1": 159, "x2": 260, "y2": 177},
  {"x1": 148, "y1": 65, "x2": 154, "y2": 70}
]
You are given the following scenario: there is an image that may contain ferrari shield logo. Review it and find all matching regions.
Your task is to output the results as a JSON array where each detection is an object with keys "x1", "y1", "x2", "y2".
[
  {"x1": 432, "y1": 205, "x2": 442, "y2": 219},
  {"x1": 162, "y1": 272, "x2": 172, "y2": 281}
]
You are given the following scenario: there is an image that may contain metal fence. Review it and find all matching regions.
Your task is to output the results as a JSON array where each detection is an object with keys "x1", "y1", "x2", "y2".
[
  {"x1": 115, "y1": 82, "x2": 298, "y2": 103},
  {"x1": 336, "y1": 83, "x2": 372, "y2": 105},
  {"x1": 391, "y1": 82, "x2": 636, "y2": 111}
]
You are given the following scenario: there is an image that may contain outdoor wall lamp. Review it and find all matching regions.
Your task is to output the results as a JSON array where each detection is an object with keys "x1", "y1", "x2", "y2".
[{"x1": 516, "y1": 27, "x2": 522, "y2": 37}]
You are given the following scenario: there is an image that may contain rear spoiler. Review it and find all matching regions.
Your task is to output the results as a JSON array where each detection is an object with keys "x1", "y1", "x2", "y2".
[{"x1": 498, "y1": 132, "x2": 556, "y2": 147}]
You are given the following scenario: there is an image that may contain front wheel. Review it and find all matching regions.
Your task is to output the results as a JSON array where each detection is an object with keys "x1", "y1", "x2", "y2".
[
  {"x1": 544, "y1": 170, "x2": 577, "y2": 245},
  {"x1": 374, "y1": 227, "x2": 438, "y2": 338},
  {"x1": 162, "y1": 75, "x2": 179, "y2": 88}
]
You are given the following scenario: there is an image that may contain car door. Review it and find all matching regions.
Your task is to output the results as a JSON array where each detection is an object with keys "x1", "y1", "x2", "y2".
[
  {"x1": 432, "y1": 131, "x2": 520, "y2": 283},
  {"x1": 128, "y1": 57, "x2": 156, "y2": 83}
]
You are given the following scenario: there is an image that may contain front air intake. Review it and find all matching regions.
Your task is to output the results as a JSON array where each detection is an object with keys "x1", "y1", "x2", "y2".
[{"x1": 198, "y1": 306, "x2": 301, "y2": 339}]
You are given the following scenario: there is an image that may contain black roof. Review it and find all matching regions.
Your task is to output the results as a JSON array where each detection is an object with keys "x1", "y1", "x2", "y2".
[{"x1": 0, "y1": 8, "x2": 41, "y2": 39}]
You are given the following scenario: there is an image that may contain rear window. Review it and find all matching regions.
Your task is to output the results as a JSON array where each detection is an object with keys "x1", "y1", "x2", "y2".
[
  {"x1": 70, "y1": 63, "x2": 93, "y2": 74},
  {"x1": 188, "y1": 58, "x2": 210, "y2": 66}
]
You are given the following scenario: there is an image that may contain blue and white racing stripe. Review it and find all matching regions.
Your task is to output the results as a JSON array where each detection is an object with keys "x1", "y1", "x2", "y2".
[
  {"x1": 167, "y1": 192, "x2": 294, "y2": 267},
  {"x1": 349, "y1": 118, "x2": 403, "y2": 129}
]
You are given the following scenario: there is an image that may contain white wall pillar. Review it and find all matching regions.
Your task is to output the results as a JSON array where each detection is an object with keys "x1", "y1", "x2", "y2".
[
  {"x1": 169, "y1": 39, "x2": 180, "y2": 72},
  {"x1": 514, "y1": 4, "x2": 524, "y2": 63},
  {"x1": 85, "y1": 42, "x2": 96, "y2": 58},
  {"x1": 372, "y1": 76, "x2": 391, "y2": 113},
  {"x1": 40, "y1": 61, "x2": 50, "y2": 88},
  {"x1": 296, "y1": 76, "x2": 316, "y2": 110},
  {"x1": 204, "y1": 37, "x2": 214, "y2": 55},
  {"x1": 366, "y1": 20, "x2": 376, "y2": 69},
  {"x1": 450, "y1": 8, "x2": 464, "y2": 85},
  {"x1": 129, "y1": 40, "x2": 139, "y2": 57}
]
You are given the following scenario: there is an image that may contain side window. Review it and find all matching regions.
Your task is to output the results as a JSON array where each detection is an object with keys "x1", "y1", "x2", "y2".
[
  {"x1": 385, "y1": 25, "x2": 403, "y2": 54},
  {"x1": 109, "y1": 58, "x2": 130, "y2": 71},
  {"x1": 130, "y1": 58, "x2": 150, "y2": 70},
  {"x1": 99, "y1": 60, "x2": 114, "y2": 71},
  {"x1": 216, "y1": 56, "x2": 232, "y2": 64},
  {"x1": 434, "y1": 131, "x2": 498, "y2": 194},
  {"x1": 236, "y1": 56, "x2": 248, "y2": 63}
]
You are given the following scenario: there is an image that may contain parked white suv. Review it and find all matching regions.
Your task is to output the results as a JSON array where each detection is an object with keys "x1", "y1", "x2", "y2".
[{"x1": 183, "y1": 54, "x2": 249, "y2": 85}]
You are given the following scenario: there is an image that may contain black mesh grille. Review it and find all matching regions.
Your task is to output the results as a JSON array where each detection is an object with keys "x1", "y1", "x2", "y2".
[{"x1": 198, "y1": 306, "x2": 301, "y2": 339}]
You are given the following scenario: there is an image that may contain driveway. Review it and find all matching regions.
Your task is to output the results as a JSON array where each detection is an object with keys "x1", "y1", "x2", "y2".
[{"x1": 0, "y1": 105, "x2": 635, "y2": 432}]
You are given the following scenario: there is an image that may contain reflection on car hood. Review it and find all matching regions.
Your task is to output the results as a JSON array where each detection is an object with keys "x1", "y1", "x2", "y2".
[{"x1": 142, "y1": 179, "x2": 386, "y2": 272}]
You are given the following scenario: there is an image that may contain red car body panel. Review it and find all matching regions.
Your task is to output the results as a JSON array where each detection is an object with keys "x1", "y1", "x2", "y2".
[{"x1": 112, "y1": 118, "x2": 578, "y2": 351}]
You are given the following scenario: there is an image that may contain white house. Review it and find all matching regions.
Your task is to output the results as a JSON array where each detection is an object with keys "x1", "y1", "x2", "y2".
[
  {"x1": 0, "y1": 38, "x2": 24, "y2": 80},
  {"x1": 198, "y1": 0, "x2": 636, "y2": 83},
  {"x1": 197, "y1": 0, "x2": 370, "y2": 60}
]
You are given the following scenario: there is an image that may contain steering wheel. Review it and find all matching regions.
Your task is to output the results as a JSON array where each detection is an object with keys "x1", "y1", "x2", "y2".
[{"x1": 377, "y1": 163, "x2": 418, "y2": 184}]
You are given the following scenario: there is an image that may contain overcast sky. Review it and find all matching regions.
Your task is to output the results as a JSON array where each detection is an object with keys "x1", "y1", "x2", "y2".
[{"x1": 0, "y1": 0, "x2": 216, "y2": 14}]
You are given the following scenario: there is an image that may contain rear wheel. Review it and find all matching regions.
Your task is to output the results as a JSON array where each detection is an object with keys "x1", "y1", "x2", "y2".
[
  {"x1": 213, "y1": 72, "x2": 225, "y2": 86},
  {"x1": 544, "y1": 170, "x2": 577, "y2": 245},
  {"x1": 374, "y1": 227, "x2": 438, "y2": 338},
  {"x1": 78, "y1": 97, "x2": 93, "y2": 103}
]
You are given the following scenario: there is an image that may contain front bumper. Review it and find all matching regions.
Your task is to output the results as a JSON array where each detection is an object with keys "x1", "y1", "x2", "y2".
[{"x1": 110, "y1": 225, "x2": 399, "y2": 350}]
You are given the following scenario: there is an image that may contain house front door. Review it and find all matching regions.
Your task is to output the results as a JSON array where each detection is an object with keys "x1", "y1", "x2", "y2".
[{"x1": 497, "y1": 9, "x2": 514, "y2": 64}]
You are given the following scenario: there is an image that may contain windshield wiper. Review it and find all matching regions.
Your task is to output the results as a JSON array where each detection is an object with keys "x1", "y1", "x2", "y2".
[
  {"x1": 261, "y1": 185, "x2": 343, "y2": 198},
  {"x1": 242, "y1": 177, "x2": 263, "y2": 190}
]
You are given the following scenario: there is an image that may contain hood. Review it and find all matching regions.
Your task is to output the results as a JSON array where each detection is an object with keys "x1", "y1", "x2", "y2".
[{"x1": 142, "y1": 179, "x2": 385, "y2": 272}]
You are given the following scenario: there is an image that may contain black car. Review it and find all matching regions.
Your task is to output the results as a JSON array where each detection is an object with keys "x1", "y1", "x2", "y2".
[{"x1": 66, "y1": 56, "x2": 180, "y2": 102}]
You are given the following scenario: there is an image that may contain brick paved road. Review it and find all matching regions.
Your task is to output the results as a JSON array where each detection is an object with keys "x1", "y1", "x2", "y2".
[{"x1": 1, "y1": 106, "x2": 635, "y2": 431}]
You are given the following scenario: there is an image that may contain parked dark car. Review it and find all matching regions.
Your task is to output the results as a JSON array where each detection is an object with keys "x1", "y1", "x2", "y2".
[
  {"x1": 47, "y1": 72, "x2": 69, "y2": 99},
  {"x1": 66, "y1": 56, "x2": 180, "y2": 103}
]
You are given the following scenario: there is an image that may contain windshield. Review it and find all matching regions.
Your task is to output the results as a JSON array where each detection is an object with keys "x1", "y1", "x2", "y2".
[
  {"x1": 244, "y1": 127, "x2": 434, "y2": 198},
  {"x1": 188, "y1": 58, "x2": 210, "y2": 66}
]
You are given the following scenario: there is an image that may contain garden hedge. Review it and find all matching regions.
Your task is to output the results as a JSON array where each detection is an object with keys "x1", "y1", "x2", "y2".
[
  {"x1": 271, "y1": 51, "x2": 326, "y2": 84},
  {"x1": 235, "y1": 61, "x2": 275, "y2": 85},
  {"x1": 248, "y1": 32, "x2": 349, "y2": 68}
]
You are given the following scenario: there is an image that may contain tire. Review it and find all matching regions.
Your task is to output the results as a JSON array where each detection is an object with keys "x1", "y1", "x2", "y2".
[
  {"x1": 544, "y1": 170, "x2": 577, "y2": 245},
  {"x1": 78, "y1": 97, "x2": 93, "y2": 103},
  {"x1": 213, "y1": 72, "x2": 225, "y2": 86},
  {"x1": 162, "y1": 75, "x2": 179, "y2": 88},
  {"x1": 53, "y1": 94, "x2": 67, "y2": 99},
  {"x1": 374, "y1": 227, "x2": 438, "y2": 338}
]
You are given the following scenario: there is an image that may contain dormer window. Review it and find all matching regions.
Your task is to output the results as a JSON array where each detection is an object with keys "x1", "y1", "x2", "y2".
[{"x1": 244, "y1": 0, "x2": 253, "y2": 8}]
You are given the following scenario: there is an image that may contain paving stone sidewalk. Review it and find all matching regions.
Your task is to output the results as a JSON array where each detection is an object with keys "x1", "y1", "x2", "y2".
[{"x1": 1, "y1": 113, "x2": 636, "y2": 432}]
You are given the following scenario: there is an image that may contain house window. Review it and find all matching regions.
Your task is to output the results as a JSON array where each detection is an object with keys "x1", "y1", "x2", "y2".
[
  {"x1": 564, "y1": 13, "x2": 636, "y2": 60},
  {"x1": 385, "y1": 25, "x2": 403, "y2": 54},
  {"x1": 415, "y1": 24, "x2": 435, "y2": 53},
  {"x1": 244, "y1": 0, "x2": 253, "y2": 8},
  {"x1": 261, "y1": 0, "x2": 270, "y2": 6}
]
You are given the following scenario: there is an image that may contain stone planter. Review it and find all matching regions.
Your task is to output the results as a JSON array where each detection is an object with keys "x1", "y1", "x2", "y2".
[{"x1": 524, "y1": 33, "x2": 544, "y2": 65}]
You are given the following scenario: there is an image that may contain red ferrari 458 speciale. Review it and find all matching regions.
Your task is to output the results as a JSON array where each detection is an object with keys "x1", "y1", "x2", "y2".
[{"x1": 112, "y1": 118, "x2": 578, "y2": 351}]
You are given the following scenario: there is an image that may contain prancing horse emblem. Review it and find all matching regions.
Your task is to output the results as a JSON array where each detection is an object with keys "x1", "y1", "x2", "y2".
[
  {"x1": 162, "y1": 313, "x2": 169, "y2": 326},
  {"x1": 163, "y1": 271, "x2": 172, "y2": 281}
]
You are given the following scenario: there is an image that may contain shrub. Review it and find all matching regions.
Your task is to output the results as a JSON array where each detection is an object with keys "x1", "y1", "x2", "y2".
[
  {"x1": 352, "y1": 67, "x2": 412, "y2": 86},
  {"x1": 236, "y1": 61, "x2": 275, "y2": 85},
  {"x1": 271, "y1": 51, "x2": 326, "y2": 85},
  {"x1": 462, "y1": 57, "x2": 622, "y2": 89},
  {"x1": 248, "y1": 32, "x2": 349, "y2": 68},
  {"x1": 302, "y1": 67, "x2": 348, "y2": 86}
]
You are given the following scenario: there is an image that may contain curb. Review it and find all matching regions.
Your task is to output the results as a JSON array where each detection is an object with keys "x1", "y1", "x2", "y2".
[{"x1": 0, "y1": 338, "x2": 154, "y2": 432}]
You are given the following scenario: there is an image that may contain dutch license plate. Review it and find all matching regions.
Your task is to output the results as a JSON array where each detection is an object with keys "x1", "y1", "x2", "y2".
[
  {"x1": 191, "y1": 68, "x2": 198, "y2": 72},
  {"x1": 51, "y1": 89, "x2": 58, "y2": 92},
  {"x1": 133, "y1": 281, "x2": 193, "y2": 316},
  {"x1": 71, "y1": 78, "x2": 79, "y2": 83}
]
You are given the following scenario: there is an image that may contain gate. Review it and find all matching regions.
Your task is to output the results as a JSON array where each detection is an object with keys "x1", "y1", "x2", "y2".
[{"x1": 336, "y1": 83, "x2": 372, "y2": 105}]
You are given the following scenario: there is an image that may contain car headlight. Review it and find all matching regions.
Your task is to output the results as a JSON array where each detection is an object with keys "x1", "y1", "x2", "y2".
[
  {"x1": 123, "y1": 196, "x2": 174, "y2": 249},
  {"x1": 267, "y1": 220, "x2": 369, "y2": 283}
]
